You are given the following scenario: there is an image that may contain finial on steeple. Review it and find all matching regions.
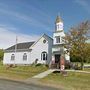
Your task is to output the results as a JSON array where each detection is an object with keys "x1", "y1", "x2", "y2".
[{"x1": 58, "y1": 12, "x2": 60, "y2": 16}]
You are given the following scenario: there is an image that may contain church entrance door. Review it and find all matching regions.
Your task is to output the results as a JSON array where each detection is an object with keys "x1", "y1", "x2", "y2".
[
  {"x1": 55, "y1": 54, "x2": 60, "y2": 69},
  {"x1": 55, "y1": 54, "x2": 60, "y2": 63}
]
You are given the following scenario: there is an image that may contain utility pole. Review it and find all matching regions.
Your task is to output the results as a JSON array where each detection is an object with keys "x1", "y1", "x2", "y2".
[{"x1": 14, "y1": 36, "x2": 18, "y2": 66}]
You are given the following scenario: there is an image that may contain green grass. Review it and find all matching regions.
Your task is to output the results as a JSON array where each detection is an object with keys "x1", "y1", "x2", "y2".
[
  {"x1": 0, "y1": 62, "x2": 48, "y2": 80},
  {"x1": 41, "y1": 71, "x2": 90, "y2": 90},
  {"x1": 83, "y1": 68, "x2": 90, "y2": 71}
]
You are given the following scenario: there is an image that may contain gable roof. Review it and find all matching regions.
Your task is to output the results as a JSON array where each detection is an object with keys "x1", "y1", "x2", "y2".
[
  {"x1": 30, "y1": 34, "x2": 53, "y2": 48},
  {"x1": 5, "y1": 41, "x2": 35, "y2": 52},
  {"x1": 4, "y1": 34, "x2": 53, "y2": 52}
]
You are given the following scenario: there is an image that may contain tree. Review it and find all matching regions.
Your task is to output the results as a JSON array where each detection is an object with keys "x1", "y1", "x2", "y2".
[
  {"x1": 84, "y1": 43, "x2": 90, "y2": 63},
  {"x1": 64, "y1": 21, "x2": 90, "y2": 70},
  {"x1": 0, "y1": 49, "x2": 4, "y2": 61}
]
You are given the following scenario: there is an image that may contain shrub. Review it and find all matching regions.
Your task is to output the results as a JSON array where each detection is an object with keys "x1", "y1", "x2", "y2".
[
  {"x1": 65, "y1": 60, "x2": 71, "y2": 69},
  {"x1": 35, "y1": 63, "x2": 42, "y2": 66}
]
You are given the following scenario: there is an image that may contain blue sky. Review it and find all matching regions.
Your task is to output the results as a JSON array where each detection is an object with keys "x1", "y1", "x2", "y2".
[{"x1": 0, "y1": 0, "x2": 90, "y2": 48}]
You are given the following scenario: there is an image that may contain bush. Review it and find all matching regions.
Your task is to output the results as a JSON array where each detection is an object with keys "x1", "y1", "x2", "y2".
[
  {"x1": 35, "y1": 63, "x2": 42, "y2": 66},
  {"x1": 65, "y1": 60, "x2": 71, "y2": 69},
  {"x1": 70, "y1": 56, "x2": 81, "y2": 62},
  {"x1": 0, "y1": 49, "x2": 4, "y2": 61},
  {"x1": 45, "y1": 64, "x2": 49, "y2": 68},
  {"x1": 74, "y1": 63, "x2": 81, "y2": 70}
]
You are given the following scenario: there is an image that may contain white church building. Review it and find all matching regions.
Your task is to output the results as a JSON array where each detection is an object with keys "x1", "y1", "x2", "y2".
[{"x1": 3, "y1": 16, "x2": 70, "y2": 67}]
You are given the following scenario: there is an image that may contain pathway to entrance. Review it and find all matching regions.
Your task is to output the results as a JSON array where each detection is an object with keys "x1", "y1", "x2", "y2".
[
  {"x1": 25, "y1": 69, "x2": 56, "y2": 85},
  {"x1": 32, "y1": 69, "x2": 55, "y2": 79},
  {"x1": 25, "y1": 69, "x2": 90, "y2": 84},
  {"x1": 26, "y1": 69, "x2": 90, "y2": 81}
]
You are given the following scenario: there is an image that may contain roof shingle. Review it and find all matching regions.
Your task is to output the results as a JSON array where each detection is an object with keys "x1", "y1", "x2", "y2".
[{"x1": 5, "y1": 42, "x2": 35, "y2": 51}]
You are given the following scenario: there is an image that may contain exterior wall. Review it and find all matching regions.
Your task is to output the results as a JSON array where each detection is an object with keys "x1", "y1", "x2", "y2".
[
  {"x1": 64, "y1": 48, "x2": 70, "y2": 61},
  {"x1": 30, "y1": 35, "x2": 52, "y2": 64},
  {"x1": 53, "y1": 32, "x2": 65, "y2": 45},
  {"x1": 47, "y1": 37, "x2": 53, "y2": 64},
  {"x1": 3, "y1": 35, "x2": 53, "y2": 65},
  {"x1": 3, "y1": 51, "x2": 31, "y2": 65},
  {"x1": 65, "y1": 53, "x2": 70, "y2": 61},
  {"x1": 52, "y1": 46, "x2": 61, "y2": 52},
  {"x1": 56, "y1": 22, "x2": 63, "y2": 31}
]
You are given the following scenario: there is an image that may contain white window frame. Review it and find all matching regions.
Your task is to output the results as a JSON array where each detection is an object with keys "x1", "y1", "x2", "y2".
[
  {"x1": 56, "y1": 36, "x2": 60, "y2": 43},
  {"x1": 11, "y1": 54, "x2": 15, "y2": 61},
  {"x1": 23, "y1": 53, "x2": 27, "y2": 61},
  {"x1": 41, "y1": 52, "x2": 47, "y2": 60}
]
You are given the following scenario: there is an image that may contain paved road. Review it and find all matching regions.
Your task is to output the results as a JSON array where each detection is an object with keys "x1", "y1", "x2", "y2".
[{"x1": 0, "y1": 79, "x2": 58, "y2": 90}]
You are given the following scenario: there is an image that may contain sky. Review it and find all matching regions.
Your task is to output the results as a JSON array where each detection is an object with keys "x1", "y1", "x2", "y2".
[{"x1": 0, "y1": 0, "x2": 90, "y2": 49}]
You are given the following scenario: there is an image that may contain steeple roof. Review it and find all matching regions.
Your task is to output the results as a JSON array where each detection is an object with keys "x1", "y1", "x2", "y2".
[{"x1": 55, "y1": 15, "x2": 63, "y2": 23}]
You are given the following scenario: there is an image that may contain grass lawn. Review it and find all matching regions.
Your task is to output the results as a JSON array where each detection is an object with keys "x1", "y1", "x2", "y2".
[
  {"x1": 83, "y1": 68, "x2": 90, "y2": 72},
  {"x1": 40, "y1": 71, "x2": 90, "y2": 90},
  {"x1": 0, "y1": 62, "x2": 48, "y2": 80}
]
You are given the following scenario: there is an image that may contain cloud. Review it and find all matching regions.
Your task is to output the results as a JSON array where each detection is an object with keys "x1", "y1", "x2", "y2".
[
  {"x1": 75, "y1": 0, "x2": 90, "y2": 14},
  {"x1": 0, "y1": 25, "x2": 40, "y2": 49},
  {"x1": 24, "y1": 3, "x2": 52, "y2": 26},
  {"x1": 0, "y1": 1, "x2": 52, "y2": 49},
  {"x1": 0, "y1": 24, "x2": 19, "y2": 32},
  {"x1": 0, "y1": 3, "x2": 52, "y2": 31}
]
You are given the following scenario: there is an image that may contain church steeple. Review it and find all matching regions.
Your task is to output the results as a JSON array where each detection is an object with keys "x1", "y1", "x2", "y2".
[
  {"x1": 55, "y1": 15, "x2": 63, "y2": 23},
  {"x1": 55, "y1": 15, "x2": 63, "y2": 31},
  {"x1": 53, "y1": 15, "x2": 65, "y2": 45}
]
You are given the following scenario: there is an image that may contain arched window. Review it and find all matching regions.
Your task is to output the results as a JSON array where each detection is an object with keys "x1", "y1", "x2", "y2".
[
  {"x1": 23, "y1": 53, "x2": 27, "y2": 60},
  {"x1": 41, "y1": 52, "x2": 47, "y2": 60},
  {"x1": 11, "y1": 54, "x2": 15, "y2": 60}
]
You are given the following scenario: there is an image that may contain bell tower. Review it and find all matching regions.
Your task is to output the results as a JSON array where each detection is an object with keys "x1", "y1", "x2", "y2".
[
  {"x1": 53, "y1": 15, "x2": 65, "y2": 45},
  {"x1": 51, "y1": 15, "x2": 70, "y2": 68},
  {"x1": 55, "y1": 15, "x2": 63, "y2": 32}
]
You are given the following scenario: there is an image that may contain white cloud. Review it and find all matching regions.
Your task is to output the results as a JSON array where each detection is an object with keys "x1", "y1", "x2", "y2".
[
  {"x1": 0, "y1": 1, "x2": 52, "y2": 28},
  {"x1": 75, "y1": 0, "x2": 90, "y2": 14},
  {"x1": 0, "y1": 24, "x2": 18, "y2": 32},
  {"x1": 0, "y1": 26, "x2": 40, "y2": 49},
  {"x1": 0, "y1": 7, "x2": 51, "y2": 31}
]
